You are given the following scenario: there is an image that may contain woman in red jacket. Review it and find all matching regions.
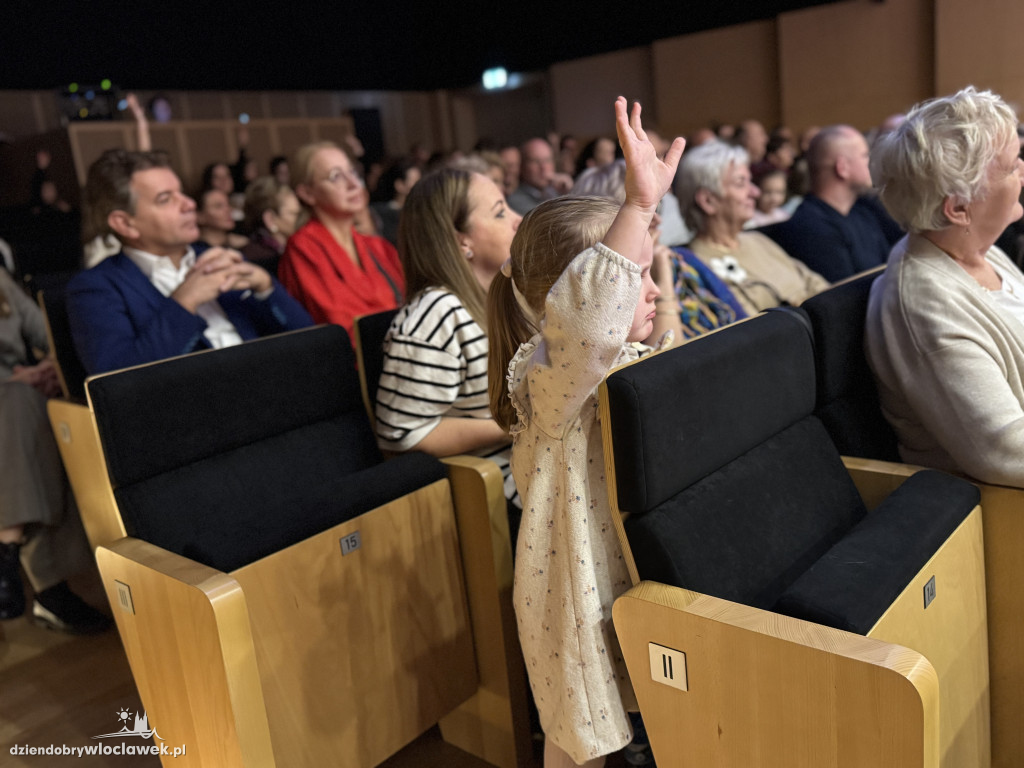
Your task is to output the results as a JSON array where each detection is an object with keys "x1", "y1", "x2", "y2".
[{"x1": 279, "y1": 141, "x2": 405, "y2": 340}]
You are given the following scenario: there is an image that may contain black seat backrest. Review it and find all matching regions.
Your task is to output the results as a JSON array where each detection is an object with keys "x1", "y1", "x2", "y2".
[
  {"x1": 38, "y1": 285, "x2": 87, "y2": 402},
  {"x1": 354, "y1": 308, "x2": 399, "y2": 420},
  {"x1": 87, "y1": 325, "x2": 445, "y2": 571},
  {"x1": 604, "y1": 310, "x2": 866, "y2": 609},
  {"x1": 798, "y1": 270, "x2": 900, "y2": 462}
]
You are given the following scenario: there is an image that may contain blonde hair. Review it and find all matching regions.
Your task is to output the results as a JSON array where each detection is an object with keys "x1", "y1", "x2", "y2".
[
  {"x1": 875, "y1": 86, "x2": 1019, "y2": 233},
  {"x1": 397, "y1": 168, "x2": 489, "y2": 327},
  {"x1": 487, "y1": 196, "x2": 620, "y2": 431}
]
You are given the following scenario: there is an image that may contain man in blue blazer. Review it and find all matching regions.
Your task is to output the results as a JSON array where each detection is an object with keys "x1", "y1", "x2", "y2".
[{"x1": 68, "y1": 150, "x2": 312, "y2": 375}]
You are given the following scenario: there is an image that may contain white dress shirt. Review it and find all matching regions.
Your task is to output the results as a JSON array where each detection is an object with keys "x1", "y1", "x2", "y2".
[{"x1": 123, "y1": 246, "x2": 244, "y2": 349}]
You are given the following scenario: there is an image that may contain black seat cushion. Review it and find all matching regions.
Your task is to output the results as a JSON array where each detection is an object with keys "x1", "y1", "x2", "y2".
[
  {"x1": 117, "y1": 445, "x2": 446, "y2": 572},
  {"x1": 88, "y1": 325, "x2": 449, "y2": 572},
  {"x1": 605, "y1": 310, "x2": 818, "y2": 514},
  {"x1": 624, "y1": 416, "x2": 867, "y2": 609},
  {"x1": 89, "y1": 325, "x2": 377, "y2": 486},
  {"x1": 798, "y1": 273, "x2": 900, "y2": 462},
  {"x1": 773, "y1": 470, "x2": 980, "y2": 634}
]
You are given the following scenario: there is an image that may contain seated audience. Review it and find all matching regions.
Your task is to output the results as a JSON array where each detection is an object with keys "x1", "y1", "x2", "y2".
[
  {"x1": 572, "y1": 160, "x2": 745, "y2": 341},
  {"x1": 866, "y1": 87, "x2": 1024, "y2": 486},
  {"x1": 370, "y1": 158, "x2": 421, "y2": 245},
  {"x1": 574, "y1": 136, "x2": 617, "y2": 177},
  {"x1": 507, "y1": 138, "x2": 560, "y2": 215},
  {"x1": 278, "y1": 141, "x2": 404, "y2": 340},
  {"x1": 67, "y1": 150, "x2": 311, "y2": 375},
  {"x1": 735, "y1": 119, "x2": 768, "y2": 164},
  {"x1": 450, "y1": 151, "x2": 506, "y2": 190},
  {"x1": 270, "y1": 155, "x2": 290, "y2": 186},
  {"x1": 195, "y1": 188, "x2": 249, "y2": 250},
  {"x1": 240, "y1": 176, "x2": 301, "y2": 275},
  {"x1": 676, "y1": 141, "x2": 829, "y2": 314},
  {"x1": 768, "y1": 125, "x2": 895, "y2": 281},
  {"x1": 375, "y1": 168, "x2": 521, "y2": 504},
  {"x1": 498, "y1": 144, "x2": 520, "y2": 197},
  {"x1": 746, "y1": 167, "x2": 791, "y2": 228},
  {"x1": 1, "y1": 268, "x2": 110, "y2": 633}
]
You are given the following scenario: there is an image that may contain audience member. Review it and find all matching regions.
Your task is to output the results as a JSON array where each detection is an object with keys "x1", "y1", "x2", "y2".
[
  {"x1": 67, "y1": 150, "x2": 311, "y2": 375},
  {"x1": 745, "y1": 167, "x2": 791, "y2": 228},
  {"x1": 768, "y1": 125, "x2": 894, "y2": 281},
  {"x1": 498, "y1": 145, "x2": 520, "y2": 197},
  {"x1": 450, "y1": 151, "x2": 506, "y2": 190},
  {"x1": 278, "y1": 141, "x2": 404, "y2": 340},
  {"x1": 574, "y1": 137, "x2": 616, "y2": 177},
  {"x1": 572, "y1": 160, "x2": 744, "y2": 341},
  {"x1": 735, "y1": 119, "x2": 768, "y2": 164},
  {"x1": 866, "y1": 87, "x2": 1024, "y2": 486},
  {"x1": 370, "y1": 158, "x2": 421, "y2": 245},
  {"x1": 375, "y1": 168, "x2": 521, "y2": 507},
  {"x1": 195, "y1": 188, "x2": 249, "y2": 250},
  {"x1": 239, "y1": 176, "x2": 300, "y2": 275},
  {"x1": 270, "y1": 155, "x2": 290, "y2": 186},
  {"x1": 0, "y1": 268, "x2": 108, "y2": 633},
  {"x1": 507, "y1": 138, "x2": 559, "y2": 215},
  {"x1": 676, "y1": 141, "x2": 829, "y2": 314}
]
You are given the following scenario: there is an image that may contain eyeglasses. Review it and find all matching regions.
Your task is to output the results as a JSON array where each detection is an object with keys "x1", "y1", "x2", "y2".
[{"x1": 316, "y1": 167, "x2": 361, "y2": 185}]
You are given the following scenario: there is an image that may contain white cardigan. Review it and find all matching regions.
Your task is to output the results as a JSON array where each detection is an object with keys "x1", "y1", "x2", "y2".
[{"x1": 865, "y1": 233, "x2": 1024, "y2": 486}]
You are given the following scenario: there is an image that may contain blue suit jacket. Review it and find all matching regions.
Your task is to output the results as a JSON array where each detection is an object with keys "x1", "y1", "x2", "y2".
[{"x1": 67, "y1": 251, "x2": 313, "y2": 375}]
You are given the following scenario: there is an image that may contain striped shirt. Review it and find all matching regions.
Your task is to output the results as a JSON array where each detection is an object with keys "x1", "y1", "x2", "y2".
[{"x1": 375, "y1": 289, "x2": 517, "y2": 502}]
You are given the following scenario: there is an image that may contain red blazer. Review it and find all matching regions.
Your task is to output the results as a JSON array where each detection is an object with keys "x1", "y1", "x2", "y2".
[{"x1": 279, "y1": 218, "x2": 405, "y2": 340}]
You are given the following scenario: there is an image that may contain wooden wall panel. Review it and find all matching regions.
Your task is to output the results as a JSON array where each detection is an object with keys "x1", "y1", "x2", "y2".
[
  {"x1": 549, "y1": 47, "x2": 653, "y2": 140},
  {"x1": 777, "y1": 0, "x2": 933, "y2": 133},
  {"x1": 935, "y1": 0, "x2": 1024, "y2": 109},
  {"x1": 652, "y1": 20, "x2": 780, "y2": 138}
]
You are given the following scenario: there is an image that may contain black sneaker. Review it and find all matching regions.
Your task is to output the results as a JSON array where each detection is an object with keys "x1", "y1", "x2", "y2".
[
  {"x1": 624, "y1": 712, "x2": 656, "y2": 766},
  {"x1": 32, "y1": 581, "x2": 112, "y2": 634},
  {"x1": 0, "y1": 541, "x2": 25, "y2": 620}
]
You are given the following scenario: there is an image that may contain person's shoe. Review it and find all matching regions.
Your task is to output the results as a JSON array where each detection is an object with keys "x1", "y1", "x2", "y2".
[
  {"x1": 32, "y1": 581, "x2": 112, "y2": 634},
  {"x1": 624, "y1": 712, "x2": 656, "y2": 766},
  {"x1": 0, "y1": 541, "x2": 26, "y2": 620}
]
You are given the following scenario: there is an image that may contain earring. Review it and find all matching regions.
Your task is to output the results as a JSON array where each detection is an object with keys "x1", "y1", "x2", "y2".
[
  {"x1": 465, "y1": 249, "x2": 473, "y2": 259},
  {"x1": 270, "y1": 224, "x2": 279, "y2": 233}
]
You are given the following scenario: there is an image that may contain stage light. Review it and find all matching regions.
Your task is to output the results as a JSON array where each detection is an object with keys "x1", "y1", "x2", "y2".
[
  {"x1": 78, "y1": 107, "x2": 89, "y2": 118},
  {"x1": 68, "y1": 82, "x2": 79, "y2": 93},
  {"x1": 482, "y1": 67, "x2": 508, "y2": 90},
  {"x1": 101, "y1": 79, "x2": 112, "y2": 91},
  {"x1": 85, "y1": 90, "x2": 95, "y2": 100},
  {"x1": 117, "y1": 99, "x2": 128, "y2": 111},
  {"x1": 238, "y1": 112, "x2": 250, "y2": 124}
]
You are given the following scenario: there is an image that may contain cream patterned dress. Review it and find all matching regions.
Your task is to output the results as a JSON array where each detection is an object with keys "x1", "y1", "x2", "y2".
[{"x1": 507, "y1": 243, "x2": 665, "y2": 762}]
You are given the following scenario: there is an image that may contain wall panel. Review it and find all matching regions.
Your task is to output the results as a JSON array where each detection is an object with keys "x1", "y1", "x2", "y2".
[{"x1": 550, "y1": 47, "x2": 652, "y2": 140}]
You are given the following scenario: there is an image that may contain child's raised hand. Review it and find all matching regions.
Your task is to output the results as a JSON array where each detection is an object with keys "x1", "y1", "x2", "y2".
[{"x1": 614, "y1": 96, "x2": 685, "y2": 215}]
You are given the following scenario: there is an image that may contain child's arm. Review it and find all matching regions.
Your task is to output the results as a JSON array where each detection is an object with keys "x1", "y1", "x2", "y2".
[{"x1": 602, "y1": 97, "x2": 685, "y2": 265}]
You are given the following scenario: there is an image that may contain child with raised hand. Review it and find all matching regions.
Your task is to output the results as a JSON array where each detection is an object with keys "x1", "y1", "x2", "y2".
[{"x1": 486, "y1": 97, "x2": 684, "y2": 767}]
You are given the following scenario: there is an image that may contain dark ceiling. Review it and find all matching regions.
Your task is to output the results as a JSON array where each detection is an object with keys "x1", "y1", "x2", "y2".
[{"x1": 1, "y1": 0, "x2": 843, "y2": 91}]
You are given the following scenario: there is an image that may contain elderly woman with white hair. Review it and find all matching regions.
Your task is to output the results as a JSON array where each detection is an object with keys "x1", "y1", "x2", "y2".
[
  {"x1": 866, "y1": 87, "x2": 1024, "y2": 486},
  {"x1": 572, "y1": 160, "x2": 747, "y2": 342},
  {"x1": 676, "y1": 141, "x2": 829, "y2": 314}
]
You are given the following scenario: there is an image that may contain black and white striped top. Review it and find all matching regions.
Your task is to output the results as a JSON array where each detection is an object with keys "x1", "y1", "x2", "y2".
[{"x1": 375, "y1": 289, "x2": 517, "y2": 502}]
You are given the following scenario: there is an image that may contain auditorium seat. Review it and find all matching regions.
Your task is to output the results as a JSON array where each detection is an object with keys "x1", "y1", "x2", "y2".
[
  {"x1": 600, "y1": 309, "x2": 989, "y2": 768},
  {"x1": 801, "y1": 270, "x2": 1024, "y2": 768},
  {"x1": 37, "y1": 286, "x2": 87, "y2": 402},
  {"x1": 47, "y1": 325, "x2": 531, "y2": 768},
  {"x1": 353, "y1": 309, "x2": 399, "y2": 426}
]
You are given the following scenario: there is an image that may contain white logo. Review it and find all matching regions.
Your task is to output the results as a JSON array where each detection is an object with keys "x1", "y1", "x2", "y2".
[{"x1": 93, "y1": 708, "x2": 164, "y2": 741}]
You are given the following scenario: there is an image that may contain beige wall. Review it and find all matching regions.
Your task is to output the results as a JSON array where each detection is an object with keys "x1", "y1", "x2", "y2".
[
  {"x1": 549, "y1": 47, "x2": 652, "y2": 140},
  {"x1": 935, "y1": 0, "x2": 1024, "y2": 110},
  {"x1": 652, "y1": 21, "x2": 780, "y2": 138},
  {"x1": 778, "y1": 0, "x2": 933, "y2": 133}
]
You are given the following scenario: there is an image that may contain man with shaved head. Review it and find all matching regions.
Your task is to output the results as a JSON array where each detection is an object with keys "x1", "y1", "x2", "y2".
[{"x1": 766, "y1": 125, "x2": 898, "y2": 281}]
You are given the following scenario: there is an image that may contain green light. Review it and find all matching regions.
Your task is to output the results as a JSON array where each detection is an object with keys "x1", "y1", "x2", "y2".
[
  {"x1": 100, "y1": 79, "x2": 112, "y2": 91},
  {"x1": 68, "y1": 82, "x2": 79, "y2": 93}
]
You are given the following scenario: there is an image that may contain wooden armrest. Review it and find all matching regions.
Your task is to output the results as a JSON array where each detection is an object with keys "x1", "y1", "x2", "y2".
[
  {"x1": 439, "y1": 455, "x2": 532, "y2": 768},
  {"x1": 614, "y1": 581, "x2": 938, "y2": 768},
  {"x1": 48, "y1": 398, "x2": 125, "y2": 550},
  {"x1": 97, "y1": 538, "x2": 274, "y2": 768}
]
